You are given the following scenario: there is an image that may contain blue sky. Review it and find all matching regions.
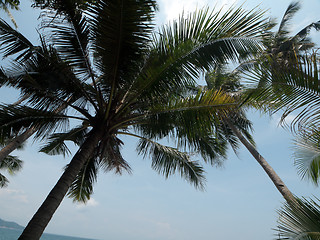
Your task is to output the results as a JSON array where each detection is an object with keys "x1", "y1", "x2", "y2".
[{"x1": 1, "y1": 0, "x2": 320, "y2": 240}]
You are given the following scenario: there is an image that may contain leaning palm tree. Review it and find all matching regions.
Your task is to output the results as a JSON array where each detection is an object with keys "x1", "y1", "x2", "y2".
[
  {"x1": 244, "y1": 51, "x2": 320, "y2": 185},
  {"x1": 0, "y1": 1, "x2": 269, "y2": 239},
  {"x1": 262, "y1": 1, "x2": 320, "y2": 67},
  {"x1": 242, "y1": 2, "x2": 320, "y2": 187},
  {"x1": 0, "y1": 0, "x2": 20, "y2": 28},
  {"x1": 204, "y1": 65, "x2": 296, "y2": 203}
]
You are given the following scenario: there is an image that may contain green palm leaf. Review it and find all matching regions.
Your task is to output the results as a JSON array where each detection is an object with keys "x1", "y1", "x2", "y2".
[
  {"x1": 39, "y1": 126, "x2": 88, "y2": 156},
  {"x1": 293, "y1": 126, "x2": 320, "y2": 185},
  {"x1": 244, "y1": 54, "x2": 320, "y2": 133},
  {"x1": 39, "y1": 0, "x2": 93, "y2": 78},
  {"x1": 67, "y1": 157, "x2": 99, "y2": 203},
  {"x1": 276, "y1": 197, "x2": 320, "y2": 240},
  {"x1": 137, "y1": 138, "x2": 206, "y2": 189}
]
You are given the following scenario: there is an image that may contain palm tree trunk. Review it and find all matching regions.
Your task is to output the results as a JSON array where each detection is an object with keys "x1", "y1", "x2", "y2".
[
  {"x1": 18, "y1": 128, "x2": 104, "y2": 240},
  {"x1": 0, "y1": 96, "x2": 31, "y2": 163},
  {"x1": 0, "y1": 127, "x2": 36, "y2": 162},
  {"x1": 225, "y1": 118, "x2": 297, "y2": 205}
]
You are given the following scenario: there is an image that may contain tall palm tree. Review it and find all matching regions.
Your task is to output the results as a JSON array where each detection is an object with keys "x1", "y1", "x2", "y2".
[
  {"x1": 204, "y1": 65, "x2": 296, "y2": 203},
  {"x1": 244, "y1": 52, "x2": 320, "y2": 185},
  {"x1": 242, "y1": 2, "x2": 320, "y2": 186},
  {"x1": 0, "y1": 1, "x2": 268, "y2": 239},
  {"x1": 0, "y1": 0, "x2": 20, "y2": 28},
  {"x1": 262, "y1": 1, "x2": 320, "y2": 67}
]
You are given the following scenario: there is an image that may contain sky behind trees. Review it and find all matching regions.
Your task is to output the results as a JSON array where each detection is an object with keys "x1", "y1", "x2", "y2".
[{"x1": 1, "y1": 0, "x2": 320, "y2": 240}]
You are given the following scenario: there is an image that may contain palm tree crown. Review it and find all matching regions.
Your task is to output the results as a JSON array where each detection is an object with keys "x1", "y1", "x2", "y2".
[{"x1": 0, "y1": 0, "x2": 269, "y2": 238}]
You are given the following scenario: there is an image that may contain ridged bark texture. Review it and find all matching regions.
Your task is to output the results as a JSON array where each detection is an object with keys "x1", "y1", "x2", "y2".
[
  {"x1": 225, "y1": 118, "x2": 297, "y2": 205},
  {"x1": 18, "y1": 128, "x2": 103, "y2": 240}
]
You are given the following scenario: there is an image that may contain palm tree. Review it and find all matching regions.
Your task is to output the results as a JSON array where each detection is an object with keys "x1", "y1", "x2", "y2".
[
  {"x1": 0, "y1": 1, "x2": 269, "y2": 239},
  {"x1": 242, "y1": 2, "x2": 320, "y2": 187},
  {"x1": 244, "y1": 52, "x2": 320, "y2": 184},
  {"x1": 276, "y1": 197, "x2": 320, "y2": 240},
  {"x1": 204, "y1": 65, "x2": 296, "y2": 203},
  {"x1": 0, "y1": 0, "x2": 20, "y2": 28},
  {"x1": 262, "y1": 1, "x2": 320, "y2": 67}
]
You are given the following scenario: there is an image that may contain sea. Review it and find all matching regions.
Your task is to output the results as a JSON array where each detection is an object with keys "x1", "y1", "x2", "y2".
[{"x1": 0, "y1": 228, "x2": 98, "y2": 240}]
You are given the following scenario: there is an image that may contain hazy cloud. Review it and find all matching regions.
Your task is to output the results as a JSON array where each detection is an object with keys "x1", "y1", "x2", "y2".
[
  {"x1": 0, "y1": 188, "x2": 29, "y2": 203},
  {"x1": 75, "y1": 198, "x2": 99, "y2": 209}
]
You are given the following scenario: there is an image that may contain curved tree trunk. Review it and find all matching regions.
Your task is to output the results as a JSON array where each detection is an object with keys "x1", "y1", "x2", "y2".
[
  {"x1": 0, "y1": 96, "x2": 32, "y2": 163},
  {"x1": 0, "y1": 127, "x2": 37, "y2": 162},
  {"x1": 18, "y1": 128, "x2": 103, "y2": 240},
  {"x1": 225, "y1": 118, "x2": 297, "y2": 205},
  {"x1": 0, "y1": 96, "x2": 72, "y2": 164}
]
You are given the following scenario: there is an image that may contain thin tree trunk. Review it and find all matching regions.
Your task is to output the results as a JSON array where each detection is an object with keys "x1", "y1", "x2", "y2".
[
  {"x1": 0, "y1": 96, "x2": 32, "y2": 163},
  {"x1": 0, "y1": 127, "x2": 37, "y2": 162},
  {"x1": 225, "y1": 118, "x2": 297, "y2": 205},
  {"x1": 18, "y1": 128, "x2": 104, "y2": 240}
]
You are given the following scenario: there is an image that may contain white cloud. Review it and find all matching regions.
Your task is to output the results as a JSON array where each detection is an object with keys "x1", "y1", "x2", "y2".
[
  {"x1": 159, "y1": 0, "x2": 237, "y2": 21},
  {"x1": 0, "y1": 188, "x2": 29, "y2": 203},
  {"x1": 75, "y1": 198, "x2": 99, "y2": 209}
]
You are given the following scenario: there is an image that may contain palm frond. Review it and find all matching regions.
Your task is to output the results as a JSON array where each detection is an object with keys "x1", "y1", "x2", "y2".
[
  {"x1": 133, "y1": 89, "x2": 237, "y2": 141},
  {"x1": 276, "y1": 1, "x2": 300, "y2": 40},
  {"x1": 39, "y1": 0, "x2": 93, "y2": 79},
  {"x1": 293, "y1": 126, "x2": 320, "y2": 185},
  {"x1": 0, "y1": 104, "x2": 70, "y2": 140},
  {"x1": 0, "y1": 173, "x2": 8, "y2": 187},
  {"x1": 39, "y1": 126, "x2": 88, "y2": 156},
  {"x1": 88, "y1": 0, "x2": 157, "y2": 93},
  {"x1": 137, "y1": 138, "x2": 206, "y2": 189},
  {"x1": 276, "y1": 197, "x2": 320, "y2": 240},
  {"x1": 98, "y1": 136, "x2": 132, "y2": 175},
  {"x1": 0, "y1": 155, "x2": 22, "y2": 174},
  {"x1": 129, "y1": 6, "x2": 267, "y2": 102},
  {"x1": 0, "y1": 17, "x2": 34, "y2": 59},
  {"x1": 67, "y1": 157, "x2": 98, "y2": 203},
  {"x1": 243, "y1": 54, "x2": 320, "y2": 133}
]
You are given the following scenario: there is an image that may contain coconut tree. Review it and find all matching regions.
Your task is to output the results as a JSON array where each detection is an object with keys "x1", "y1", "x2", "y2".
[
  {"x1": 262, "y1": 1, "x2": 320, "y2": 67},
  {"x1": 203, "y1": 65, "x2": 297, "y2": 203},
  {"x1": 244, "y1": 52, "x2": 320, "y2": 182},
  {"x1": 241, "y1": 2, "x2": 320, "y2": 187},
  {"x1": 0, "y1": 0, "x2": 20, "y2": 28},
  {"x1": 0, "y1": 0, "x2": 269, "y2": 239}
]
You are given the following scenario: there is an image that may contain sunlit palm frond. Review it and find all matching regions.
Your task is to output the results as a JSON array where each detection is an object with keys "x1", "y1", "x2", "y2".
[
  {"x1": 244, "y1": 54, "x2": 320, "y2": 133},
  {"x1": 276, "y1": 197, "x2": 320, "y2": 240},
  {"x1": 128, "y1": 6, "x2": 267, "y2": 103},
  {"x1": 134, "y1": 89, "x2": 237, "y2": 141},
  {"x1": 293, "y1": 126, "x2": 320, "y2": 185}
]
